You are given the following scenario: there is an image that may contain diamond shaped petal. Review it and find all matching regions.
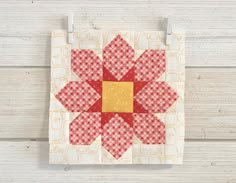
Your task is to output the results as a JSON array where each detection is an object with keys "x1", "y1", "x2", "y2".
[
  {"x1": 135, "y1": 50, "x2": 166, "y2": 81},
  {"x1": 133, "y1": 113, "x2": 165, "y2": 144},
  {"x1": 134, "y1": 82, "x2": 178, "y2": 113},
  {"x1": 103, "y1": 35, "x2": 134, "y2": 80},
  {"x1": 55, "y1": 81, "x2": 101, "y2": 112},
  {"x1": 71, "y1": 50, "x2": 102, "y2": 81},
  {"x1": 70, "y1": 112, "x2": 101, "y2": 145},
  {"x1": 102, "y1": 114, "x2": 133, "y2": 159}
]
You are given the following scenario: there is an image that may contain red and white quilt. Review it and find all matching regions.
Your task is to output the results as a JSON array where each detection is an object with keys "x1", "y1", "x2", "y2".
[{"x1": 49, "y1": 31, "x2": 185, "y2": 164}]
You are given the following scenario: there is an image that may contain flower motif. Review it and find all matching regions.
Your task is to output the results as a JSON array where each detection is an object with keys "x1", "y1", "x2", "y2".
[{"x1": 55, "y1": 35, "x2": 178, "y2": 159}]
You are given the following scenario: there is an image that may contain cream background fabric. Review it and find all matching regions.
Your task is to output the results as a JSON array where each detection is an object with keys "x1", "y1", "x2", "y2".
[{"x1": 49, "y1": 30, "x2": 185, "y2": 164}]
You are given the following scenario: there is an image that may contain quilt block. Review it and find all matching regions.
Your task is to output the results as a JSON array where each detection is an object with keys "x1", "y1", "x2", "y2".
[{"x1": 49, "y1": 30, "x2": 185, "y2": 164}]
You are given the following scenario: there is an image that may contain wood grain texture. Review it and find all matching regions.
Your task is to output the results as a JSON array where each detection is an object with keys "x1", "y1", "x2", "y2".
[
  {"x1": 2, "y1": 34, "x2": 236, "y2": 66},
  {"x1": 0, "y1": 67, "x2": 236, "y2": 139},
  {"x1": 0, "y1": 0, "x2": 236, "y2": 181},
  {"x1": 0, "y1": 141, "x2": 236, "y2": 183},
  {"x1": 1, "y1": 1, "x2": 236, "y2": 66}
]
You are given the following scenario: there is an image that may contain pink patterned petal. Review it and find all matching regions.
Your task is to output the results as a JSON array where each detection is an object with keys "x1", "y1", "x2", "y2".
[
  {"x1": 133, "y1": 113, "x2": 165, "y2": 144},
  {"x1": 55, "y1": 81, "x2": 101, "y2": 112},
  {"x1": 71, "y1": 50, "x2": 102, "y2": 81},
  {"x1": 70, "y1": 112, "x2": 101, "y2": 145},
  {"x1": 103, "y1": 35, "x2": 134, "y2": 80},
  {"x1": 134, "y1": 82, "x2": 178, "y2": 113},
  {"x1": 102, "y1": 114, "x2": 133, "y2": 159},
  {"x1": 135, "y1": 50, "x2": 166, "y2": 81}
]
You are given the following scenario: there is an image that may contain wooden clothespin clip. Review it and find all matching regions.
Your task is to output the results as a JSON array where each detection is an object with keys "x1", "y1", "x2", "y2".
[
  {"x1": 67, "y1": 13, "x2": 74, "y2": 44},
  {"x1": 166, "y1": 17, "x2": 172, "y2": 45}
]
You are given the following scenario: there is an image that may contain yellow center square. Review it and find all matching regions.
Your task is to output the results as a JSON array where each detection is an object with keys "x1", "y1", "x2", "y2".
[{"x1": 102, "y1": 81, "x2": 134, "y2": 112}]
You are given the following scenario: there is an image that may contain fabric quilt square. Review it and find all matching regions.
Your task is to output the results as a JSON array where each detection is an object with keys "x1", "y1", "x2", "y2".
[{"x1": 49, "y1": 30, "x2": 185, "y2": 164}]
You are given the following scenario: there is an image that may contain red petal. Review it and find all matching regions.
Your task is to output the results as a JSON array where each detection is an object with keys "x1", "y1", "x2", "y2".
[
  {"x1": 103, "y1": 35, "x2": 134, "y2": 80},
  {"x1": 55, "y1": 81, "x2": 101, "y2": 112},
  {"x1": 70, "y1": 112, "x2": 101, "y2": 145},
  {"x1": 71, "y1": 50, "x2": 102, "y2": 81},
  {"x1": 102, "y1": 114, "x2": 133, "y2": 159},
  {"x1": 133, "y1": 113, "x2": 165, "y2": 144},
  {"x1": 134, "y1": 82, "x2": 178, "y2": 113},
  {"x1": 135, "y1": 50, "x2": 166, "y2": 81}
]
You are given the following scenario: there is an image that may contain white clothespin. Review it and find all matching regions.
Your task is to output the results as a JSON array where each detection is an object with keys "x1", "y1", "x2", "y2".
[
  {"x1": 166, "y1": 17, "x2": 172, "y2": 45},
  {"x1": 67, "y1": 13, "x2": 74, "y2": 44}
]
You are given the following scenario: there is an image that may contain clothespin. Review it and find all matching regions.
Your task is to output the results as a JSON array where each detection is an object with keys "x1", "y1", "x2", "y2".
[
  {"x1": 166, "y1": 17, "x2": 172, "y2": 45},
  {"x1": 67, "y1": 13, "x2": 74, "y2": 44}
]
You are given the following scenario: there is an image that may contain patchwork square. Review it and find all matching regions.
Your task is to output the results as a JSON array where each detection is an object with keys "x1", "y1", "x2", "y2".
[
  {"x1": 102, "y1": 81, "x2": 134, "y2": 112},
  {"x1": 50, "y1": 30, "x2": 185, "y2": 164}
]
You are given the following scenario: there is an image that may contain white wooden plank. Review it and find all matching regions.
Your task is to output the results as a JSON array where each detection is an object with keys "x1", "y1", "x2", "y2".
[
  {"x1": 185, "y1": 105, "x2": 236, "y2": 139},
  {"x1": 0, "y1": 68, "x2": 236, "y2": 139},
  {"x1": 1, "y1": 34, "x2": 236, "y2": 66},
  {"x1": 1, "y1": 2, "x2": 236, "y2": 33},
  {"x1": 186, "y1": 68, "x2": 236, "y2": 105},
  {"x1": 0, "y1": 68, "x2": 49, "y2": 139},
  {"x1": 0, "y1": 1, "x2": 236, "y2": 66},
  {"x1": 0, "y1": 141, "x2": 236, "y2": 183},
  {"x1": 0, "y1": 36, "x2": 50, "y2": 66},
  {"x1": 1, "y1": 12, "x2": 236, "y2": 32}
]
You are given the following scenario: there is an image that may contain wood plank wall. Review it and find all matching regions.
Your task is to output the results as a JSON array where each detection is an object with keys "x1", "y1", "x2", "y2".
[{"x1": 0, "y1": 1, "x2": 236, "y2": 182}]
